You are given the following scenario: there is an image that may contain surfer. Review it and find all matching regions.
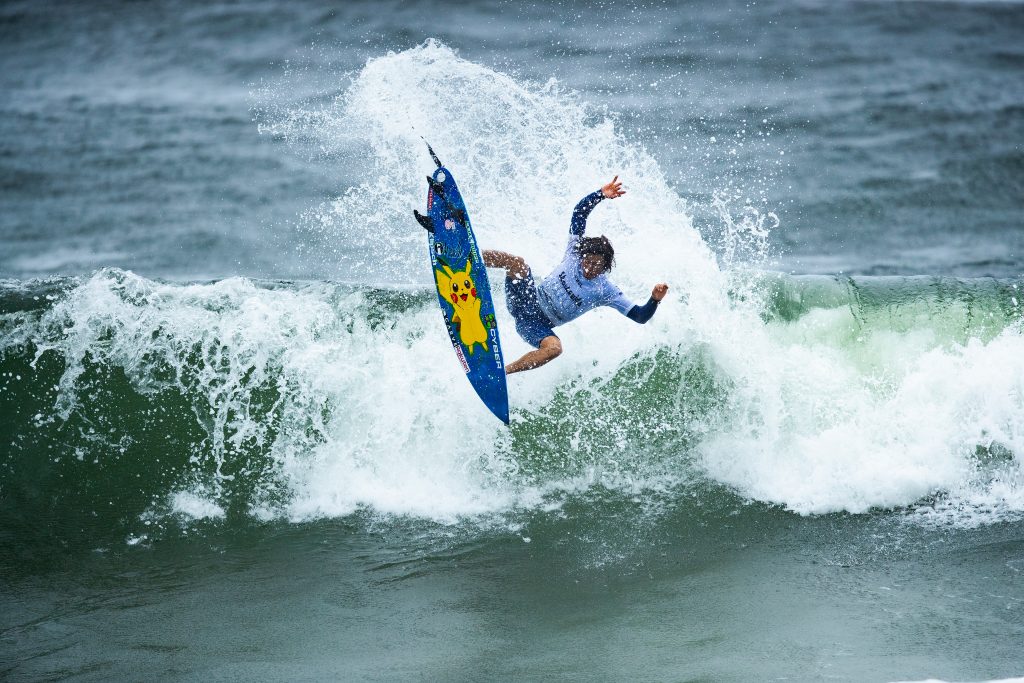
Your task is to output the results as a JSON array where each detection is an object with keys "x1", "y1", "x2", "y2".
[{"x1": 484, "y1": 176, "x2": 669, "y2": 374}]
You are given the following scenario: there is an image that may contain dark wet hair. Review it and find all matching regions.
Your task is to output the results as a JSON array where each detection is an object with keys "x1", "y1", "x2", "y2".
[{"x1": 576, "y1": 235, "x2": 615, "y2": 272}]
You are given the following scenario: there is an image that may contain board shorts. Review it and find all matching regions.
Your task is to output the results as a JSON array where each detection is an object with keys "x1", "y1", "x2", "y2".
[{"x1": 504, "y1": 269, "x2": 557, "y2": 348}]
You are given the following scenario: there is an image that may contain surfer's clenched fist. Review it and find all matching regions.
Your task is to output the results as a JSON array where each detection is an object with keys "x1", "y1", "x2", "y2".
[{"x1": 652, "y1": 283, "x2": 669, "y2": 301}]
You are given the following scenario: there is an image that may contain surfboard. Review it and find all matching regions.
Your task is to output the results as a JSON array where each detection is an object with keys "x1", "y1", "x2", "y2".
[{"x1": 414, "y1": 143, "x2": 510, "y2": 425}]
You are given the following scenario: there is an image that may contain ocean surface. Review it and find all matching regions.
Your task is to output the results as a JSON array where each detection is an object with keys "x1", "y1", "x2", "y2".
[{"x1": 2, "y1": 1, "x2": 1023, "y2": 681}]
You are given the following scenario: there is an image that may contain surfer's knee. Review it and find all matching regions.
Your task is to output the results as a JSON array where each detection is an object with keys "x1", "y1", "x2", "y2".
[
  {"x1": 483, "y1": 250, "x2": 529, "y2": 280},
  {"x1": 482, "y1": 250, "x2": 502, "y2": 268},
  {"x1": 540, "y1": 336, "x2": 562, "y2": 359},
  {"x1": 507, "y1": 255, "x2": 529, "y2": 281}
]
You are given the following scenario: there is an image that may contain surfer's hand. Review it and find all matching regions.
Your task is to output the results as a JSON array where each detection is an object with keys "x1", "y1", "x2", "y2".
[
  {"x1": 651, "y1": 283, "x2": 668, "y2": 301},
  {"x1": 601, "y1": 176, "x2": 625, "y2": 199}
]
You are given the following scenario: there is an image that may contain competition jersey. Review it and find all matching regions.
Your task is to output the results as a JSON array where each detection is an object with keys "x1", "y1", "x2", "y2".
[{"x1": 535, "y1": 191, "x2": 636, "y2": 326}]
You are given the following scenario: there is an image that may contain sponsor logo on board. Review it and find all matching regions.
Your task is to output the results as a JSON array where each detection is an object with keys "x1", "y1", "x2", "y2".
[
  {"x1": 491, "y1": 328, "x2": 502, "y2": 368},
  {"x1": 454, "y1": 342, "x2": 470, "y2": 373}
]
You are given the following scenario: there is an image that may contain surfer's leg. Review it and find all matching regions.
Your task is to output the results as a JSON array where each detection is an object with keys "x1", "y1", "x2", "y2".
[
  {"x1": 483, "y1": 250, "x2": 529, "y2": 281},
  {"x1": 505, "y1": 335, "x2": 562, "y2": 374}
]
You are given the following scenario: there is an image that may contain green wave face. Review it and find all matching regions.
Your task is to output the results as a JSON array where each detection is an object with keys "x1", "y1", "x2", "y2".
[{"x1": 1, "y1": 269, "x2": 1023, "y2": 559}]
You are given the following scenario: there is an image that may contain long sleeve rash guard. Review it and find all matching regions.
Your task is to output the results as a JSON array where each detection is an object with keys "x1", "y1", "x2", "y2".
[{"x1": 534, "y1": 190, "x2": 659, "y2": 326}]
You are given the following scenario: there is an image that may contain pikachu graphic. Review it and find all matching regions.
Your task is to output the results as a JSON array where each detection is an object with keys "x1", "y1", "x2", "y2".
[{"x1": 435, "y1": 258, "x2": 489, "y2": 355}]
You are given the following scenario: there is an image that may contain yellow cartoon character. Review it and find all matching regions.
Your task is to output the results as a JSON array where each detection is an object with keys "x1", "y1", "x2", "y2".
[{"x1": 435, "y1": 258, "x2": 489, "y2": 355}]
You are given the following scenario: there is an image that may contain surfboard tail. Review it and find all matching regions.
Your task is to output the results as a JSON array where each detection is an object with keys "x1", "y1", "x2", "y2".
[
  {"x1": 427, "y1": 176, "x2": 445, "y2": 196},
  {"x1": 426, "y1": 176, "x2": 469, "y2": 227}
]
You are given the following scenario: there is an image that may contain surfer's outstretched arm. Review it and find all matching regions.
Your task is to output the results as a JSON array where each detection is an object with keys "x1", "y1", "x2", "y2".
[
  {"x1": 505, "y1": 335, "x2": 562, "y2": 375},
  {"x1": 625, "y1": 283, "x2": 669, "y2": 324},
  {"x1": 570, "y1": 191, "x2": 604, "y2": 237},
  {"x1": 570, "y1": 176, "x2": 626, "y2": 236}
]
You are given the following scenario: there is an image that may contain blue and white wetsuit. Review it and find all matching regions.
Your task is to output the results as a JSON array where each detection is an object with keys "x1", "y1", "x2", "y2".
[{"x1": 504, "y1": 190, "x2": 660, "y2": 348}]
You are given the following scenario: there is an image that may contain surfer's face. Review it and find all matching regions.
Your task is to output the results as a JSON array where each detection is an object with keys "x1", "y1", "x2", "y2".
[{"x1": 581, "y1": 253, "x2": 608, "y2": 279}]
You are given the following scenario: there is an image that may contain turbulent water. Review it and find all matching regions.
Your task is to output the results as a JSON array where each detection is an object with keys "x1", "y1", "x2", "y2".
[
  {"x1": 3, "y1": 267, "x2": 1023, "y2": 544},
  {"x1": 2, "y1": 2, "x2": 1023, "y2": 681}
]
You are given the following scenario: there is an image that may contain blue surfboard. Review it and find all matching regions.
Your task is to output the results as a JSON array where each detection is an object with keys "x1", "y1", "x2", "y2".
[{"x1": 414, "y1": 144, "x2": 510, "y2": 424}]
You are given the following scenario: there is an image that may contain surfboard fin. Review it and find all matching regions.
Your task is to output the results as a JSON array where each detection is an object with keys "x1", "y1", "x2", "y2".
[
  {"x1": 427, "y1": 176, "x2": 446, "y2": 197},
  {"x1": 424, "y1": 140, "x2": 443, "y2": 169},
  {"x1": 413, "y1": 209, "x2": 434, "y2": 233},
  {"x1": 426, "y1": 176, "x2": 468, "y2": 226}
]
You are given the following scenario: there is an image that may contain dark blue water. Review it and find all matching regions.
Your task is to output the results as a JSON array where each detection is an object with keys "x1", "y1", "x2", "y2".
[
  {"x1": 2, "y1": 1, "x2": 1023, "y2": 681},
  {"x1": 2, "y1": 0, "x2": 1022, "y2": 280}
]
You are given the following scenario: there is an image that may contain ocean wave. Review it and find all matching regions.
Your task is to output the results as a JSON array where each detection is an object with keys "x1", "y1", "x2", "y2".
[
  {"x1": 1, "y1": 268, "x2": 1021, "y2": 552},
  {"x1": 2, "y1": 42, "x2": 1022, "y2": 551}
]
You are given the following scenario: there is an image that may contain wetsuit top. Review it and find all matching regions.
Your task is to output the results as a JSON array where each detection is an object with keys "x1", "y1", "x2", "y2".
[{"x1": 535, "y1": 190, "x2": 659, "y2": 327}]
